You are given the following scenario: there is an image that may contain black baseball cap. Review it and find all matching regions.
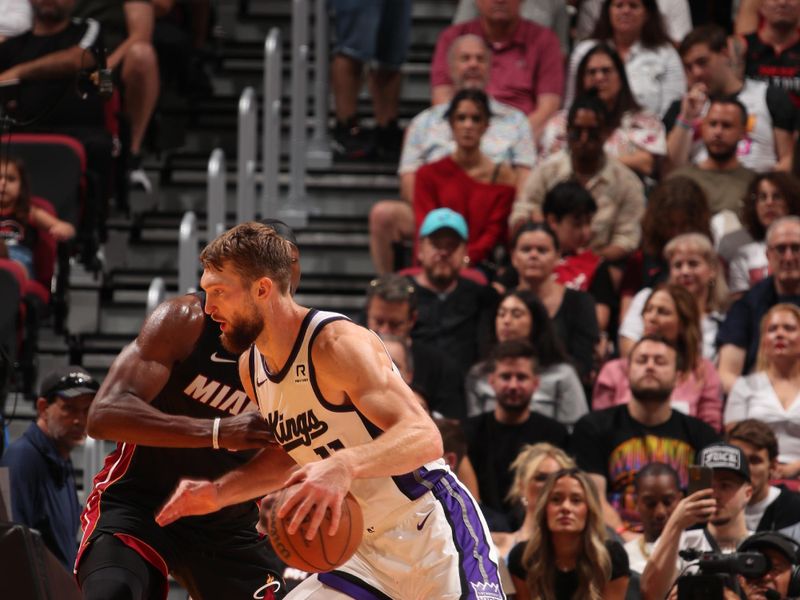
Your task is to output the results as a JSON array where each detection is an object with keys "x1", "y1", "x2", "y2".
[
  {"x1": 699, "y1": 442, "x2": 751, "y2": 483},
  {"x1": 40, "y1": 366, "x2": 99, "y2": 399},
  {"x1": 739, "y1": 532, "x2": 800, "y2": 566}
]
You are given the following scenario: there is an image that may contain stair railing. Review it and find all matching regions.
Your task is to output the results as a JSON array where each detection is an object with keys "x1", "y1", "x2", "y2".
[
  {"x1": 178, "y1": 210, "x2": 199, "y2": 293},
  {"x1": 237, "y1": 86, "x2": 257, "y2": 223},
  {"x1": 262, "y1": 27, "x2": 282, "y2": 219},
  {"x1": 145, "y1": 277, "x2": 166, "y2": 317},
  {"x1": 207, "y1": 148, "x2": 226, "y2": 239},
  {"x1": 306, "y1": 0, "x2": 332, "y2": 169}
]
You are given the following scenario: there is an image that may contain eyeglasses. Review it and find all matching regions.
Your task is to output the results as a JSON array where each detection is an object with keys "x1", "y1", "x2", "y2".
[
  {"x1": 768, "y1": 243, "x2": 800, "y2": 256},
  {"x1": 43, "y1": 372, "x2": 100, "y2": 398},
  {"x1": 567, "y1": 126, "x2": 602, "y2": 142}
]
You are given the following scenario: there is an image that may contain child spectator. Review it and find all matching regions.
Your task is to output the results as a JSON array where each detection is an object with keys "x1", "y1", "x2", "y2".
[{"x1": 0, "y1": 157, "x2": 74, "y2": 278}]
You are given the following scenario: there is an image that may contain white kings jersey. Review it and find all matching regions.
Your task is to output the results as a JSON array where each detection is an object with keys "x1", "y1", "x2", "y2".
[{"x1": 248, "y1": 309, "x2": 450, "y2": 529}]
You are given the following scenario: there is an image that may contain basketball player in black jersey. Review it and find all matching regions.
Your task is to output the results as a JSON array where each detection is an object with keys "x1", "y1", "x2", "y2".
[{"x1": 75, "y1": 222, "x2": 300, "y2": 600}]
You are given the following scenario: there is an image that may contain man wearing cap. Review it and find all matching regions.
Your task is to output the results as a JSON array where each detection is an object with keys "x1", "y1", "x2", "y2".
[
  {"x1": 0, "y1": 366, "x2": 98, "y2": 570},
  {"x1": 737, "y1": 532, "x2": 800, "y2": 600},
  {"x1": 407, "y1": 208, "x2": 497, "y2": 388},
  {"x1": 641, "y1": 442, "x2": 755, "y2": 600},
  {"x1": 75, "y1": 221, "x2": 297, "y2": 599}
]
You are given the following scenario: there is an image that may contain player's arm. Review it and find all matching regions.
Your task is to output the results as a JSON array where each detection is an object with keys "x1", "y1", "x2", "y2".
[
  {"x1": 87, "y1": 295, "x2": 272, "y2": 449},
  {"x1": 279, "y1": 322, "x2": 443, "y2": 538},
  {"x1": 155, "y1": 354, "x2": 298, "y2": 526}
]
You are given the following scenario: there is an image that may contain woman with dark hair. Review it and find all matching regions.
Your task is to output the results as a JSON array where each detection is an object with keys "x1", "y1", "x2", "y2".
[
  {"x1": 722, "y1": 172, "x2": 800, "y2": 296},
  {"x1": 566, "y1": 0, "x2": 685, "y2": 118},
  {"x1": 508, "y1": 468, "x2": 630, "y2": 600},
  {"x1": 595, "y1": 283, "x2": 724, "y2": 430},
  {"x1": 617, "y1": 176, "x2": 713, "y2": 321},
  {"x1": 413, "y1": 88, "x2": 516, "y2": 267},
  {"x1": 465, "y1": 290, "x2": 588, "y2": 426},
  {"x1": 510, "y1": 222, "x2": 600, "y2": 383},
  {"x1": 541, "y1": 43, "x2": 666, "y2": 177}
]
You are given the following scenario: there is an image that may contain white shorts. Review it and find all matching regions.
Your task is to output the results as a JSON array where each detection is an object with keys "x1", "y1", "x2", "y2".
[{"x1": 286, "y1": 473, "x2": 506, "y2": 600}]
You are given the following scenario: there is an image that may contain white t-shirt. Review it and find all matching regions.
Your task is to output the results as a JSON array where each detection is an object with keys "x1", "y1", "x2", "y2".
[
  {"x1": 624, "y1": 536, "x2": 654, "y2": 574},
  {"x1": 725, "y1": 372, "x2": 800, "y2": 463},
  {"x1": 619, "y1": 287, "x2": 723, "y2": 361},
  {"x1": 745, "y1": 486, "x2": 782, "y2": 532},
  {"x1": 728, "y1": 240, "x2": 769, "y2": 294}
]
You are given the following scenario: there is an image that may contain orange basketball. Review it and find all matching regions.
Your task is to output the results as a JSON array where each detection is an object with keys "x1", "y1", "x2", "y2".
[{"x1": 265, "y1": 486, "x2": 364, "y2": 573}]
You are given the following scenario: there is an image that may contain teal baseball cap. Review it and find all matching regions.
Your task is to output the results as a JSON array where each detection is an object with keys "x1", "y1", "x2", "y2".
[{"x1": 419, "y1": 208, "x2": 468, "y2": 240}]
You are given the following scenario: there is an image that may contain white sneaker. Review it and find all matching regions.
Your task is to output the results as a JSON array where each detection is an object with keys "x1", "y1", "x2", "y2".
[{"x1": 129, "y1": 167, "x2": 153, "y2": 193}]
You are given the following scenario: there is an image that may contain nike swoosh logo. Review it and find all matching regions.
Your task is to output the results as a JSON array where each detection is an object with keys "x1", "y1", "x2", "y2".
[
  {"x1": 210, "y1": 352, "x2": 237, "y2": 364},
  {"x1": 256, "y1": 376, "x2": 269, "y2": 386},
  {"x1": 417, "y1": 510, "x2": 434, "y2": 531}
]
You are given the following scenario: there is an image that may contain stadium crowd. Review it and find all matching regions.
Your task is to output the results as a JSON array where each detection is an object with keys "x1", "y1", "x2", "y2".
[{"x1": 6, "y1": 0, "x2": 800, "y2": 598}]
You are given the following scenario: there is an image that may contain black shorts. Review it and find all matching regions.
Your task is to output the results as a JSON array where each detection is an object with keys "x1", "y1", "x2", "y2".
[{"x1": 77, "y1": 505, "x2": 286, "y2": 600}]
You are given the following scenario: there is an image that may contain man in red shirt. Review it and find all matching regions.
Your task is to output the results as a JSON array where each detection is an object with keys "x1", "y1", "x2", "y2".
[{"x1": 430, "y1": 0, "x2": 564, "y2": 138}]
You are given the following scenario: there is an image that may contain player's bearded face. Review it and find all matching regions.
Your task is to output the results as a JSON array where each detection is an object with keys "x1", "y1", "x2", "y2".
[{"x1": 220, "y1": 302, "x2": 264, "y2": 354}]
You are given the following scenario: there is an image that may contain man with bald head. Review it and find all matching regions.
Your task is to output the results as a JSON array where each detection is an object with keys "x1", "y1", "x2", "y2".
[
  {"x1": 718, "y1": 216, "x2": 800, "y2": 392},
  {"x1": 368, "y1": 33, "x2": 535, "y2": 274},
  {"x1": 430, "y1": 0, "x2": 564, "y2": 135}
]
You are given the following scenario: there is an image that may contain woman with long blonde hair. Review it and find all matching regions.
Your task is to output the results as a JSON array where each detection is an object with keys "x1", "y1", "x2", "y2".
[
  {"x1": 491, "y1": 444, "x2": 576, "y2": 559},
  {"x1": 508, "y1": 468, "x2": 629, "y2": 600},
  {"x1": 725, "y1": 303, "x2": 800, "y2": 479}
]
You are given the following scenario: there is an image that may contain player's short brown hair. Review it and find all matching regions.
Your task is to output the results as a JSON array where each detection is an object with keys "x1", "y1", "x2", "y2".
[{"x1": 200, "y1": 221, "x2": 293, "y2": 293}]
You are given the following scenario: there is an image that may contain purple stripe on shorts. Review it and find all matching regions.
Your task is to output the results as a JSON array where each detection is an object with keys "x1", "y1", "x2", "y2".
[
  {"x1": 433, "y1": 474, "x2": 506, "y2": 600},
  {"x1": 318, "y1": 571, "x2": 393, "y2": 600},
  {"x1": 392, "y1": 465, "x2": 447, "y2": 500}
]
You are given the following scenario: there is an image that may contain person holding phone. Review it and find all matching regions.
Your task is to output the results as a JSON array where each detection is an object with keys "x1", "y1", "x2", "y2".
[{"x1": 640, "y1": 443, "x2": 754, "y2": 600}]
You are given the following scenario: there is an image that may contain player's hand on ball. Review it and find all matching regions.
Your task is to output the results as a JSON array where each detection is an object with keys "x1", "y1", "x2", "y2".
[
  {"x1": 279, "y1": 456, "x2": 354, "y2": 540},
  {"x1": 218, "y1": 411, "x2": 275, "y2": 450},
  {"x1": 155, "y1": 479, "x2": 220, "y2": 526}
]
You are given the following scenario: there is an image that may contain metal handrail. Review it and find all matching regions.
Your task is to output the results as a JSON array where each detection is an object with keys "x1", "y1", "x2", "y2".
[
  {"x1": 306, "y1": 0, "x2": 332, "y2": 169},
  {"x1": 207, "y1": 148, "x2": 226, "y2": 238},
  {"x1": 284, "y1": 0, "x2": 310, "y2": 226},
  {"x1": 145, "y1": 277, "x2": 166, "y2": 316},
  {"x1": 178, "y1": 211, "x2": 199, "y2": 293},
  {"x1": 262, "y1": 28, "x2": 282, "y2": 219},
  {"x1": 237, "y1": 86, "x2": 257, "y2": 223}
]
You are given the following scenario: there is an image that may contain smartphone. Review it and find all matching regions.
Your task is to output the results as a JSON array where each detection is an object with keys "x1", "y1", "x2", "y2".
[{"x1": 687, "y1": 465, "x2": 713, "y2": 495}]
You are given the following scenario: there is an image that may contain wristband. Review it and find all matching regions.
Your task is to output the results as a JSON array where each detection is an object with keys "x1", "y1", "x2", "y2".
[
  {"x1": 676, "y1": 117, "x2": 693, "y2": 130},
  {"x1": 212, "y1": 417, "x2": 221, "y2": 449}
]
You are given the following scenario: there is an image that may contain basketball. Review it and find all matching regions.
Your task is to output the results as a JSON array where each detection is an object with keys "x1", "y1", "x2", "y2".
[{"x1": 264, "y1": 486, "x2": 364, "y2": 573}]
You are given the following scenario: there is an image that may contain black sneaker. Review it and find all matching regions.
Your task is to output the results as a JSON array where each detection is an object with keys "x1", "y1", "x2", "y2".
[
  {"x1": 373, "y1": 120, "x2": 403, "y2": 163},
  {"x1": 332, "y1": 118, "x2": 372, "y2": 160}
]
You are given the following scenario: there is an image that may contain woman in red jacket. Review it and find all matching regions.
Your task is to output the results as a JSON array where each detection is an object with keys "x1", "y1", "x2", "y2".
[{"x1": 413, "y1": 89, "x2": 517, "y2": 268}]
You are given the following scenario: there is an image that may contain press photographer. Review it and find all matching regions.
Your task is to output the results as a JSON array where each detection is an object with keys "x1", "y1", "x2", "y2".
[{"x1": 735, "y1": 532, "x2": 800, "y2": 600}]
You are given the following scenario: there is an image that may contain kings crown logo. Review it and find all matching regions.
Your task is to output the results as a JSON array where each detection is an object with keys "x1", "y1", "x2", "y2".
[{"x1": 470, "y1": 581, "x2": 504, "y2": 600}]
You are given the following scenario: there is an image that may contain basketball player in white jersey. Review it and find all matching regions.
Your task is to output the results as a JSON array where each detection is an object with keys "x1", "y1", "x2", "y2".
[{"x1": 156, "y1": 222, "x2": 505, "y2": 600}]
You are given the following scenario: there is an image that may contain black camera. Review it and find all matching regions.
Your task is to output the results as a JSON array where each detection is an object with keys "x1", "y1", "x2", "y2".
[{"x1": 677, "y1": 550, "x2": 771, "y2": 600}]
